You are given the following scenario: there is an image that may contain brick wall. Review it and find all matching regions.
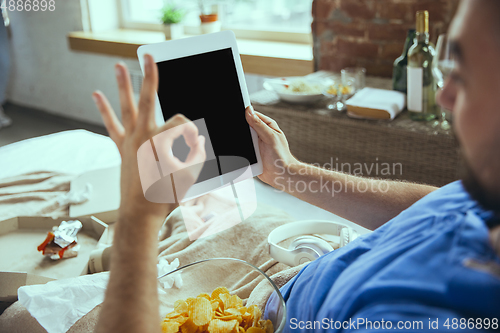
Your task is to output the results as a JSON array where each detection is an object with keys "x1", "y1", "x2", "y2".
[{"x1": 312, "y1": 0, "x2": 460, "y2": 77}]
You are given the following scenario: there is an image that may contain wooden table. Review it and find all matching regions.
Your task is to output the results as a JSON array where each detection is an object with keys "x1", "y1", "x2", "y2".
[{"x1": 250, "y1": 73, "x2": 462, "y2": 187}]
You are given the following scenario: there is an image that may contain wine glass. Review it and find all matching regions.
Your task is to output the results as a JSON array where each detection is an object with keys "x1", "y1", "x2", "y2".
[
  {"x1": 432, "y1": 34, "x2": 454, "y2": 130},
  {"x1": 342, "y1": 67, "x2": 366, "y2": 92},
  {"x1": 323, "y1": 77, "x2": 355, "y2": 112}
]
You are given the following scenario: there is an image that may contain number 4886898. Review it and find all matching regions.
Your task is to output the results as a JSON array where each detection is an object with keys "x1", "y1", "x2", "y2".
[{"x1": 1, "y1": 0, "x2": 56, "y2": 12}]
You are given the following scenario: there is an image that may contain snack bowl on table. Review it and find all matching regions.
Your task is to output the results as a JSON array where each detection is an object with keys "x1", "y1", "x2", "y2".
[
  {"x1": 263, "y1": 77, "x2": 327, "y2": 104},
  {"x1": 157, "y1": 257, "x2": 286, "y2": 333}
]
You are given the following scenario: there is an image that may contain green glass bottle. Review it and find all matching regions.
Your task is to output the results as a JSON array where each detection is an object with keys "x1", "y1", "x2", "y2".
[
  {"x1": 407, "y1": 10, "x2": 437, "y2": 121},
  {"x1": 393, "y1": 29, "x2": 416, "y2": 94}
]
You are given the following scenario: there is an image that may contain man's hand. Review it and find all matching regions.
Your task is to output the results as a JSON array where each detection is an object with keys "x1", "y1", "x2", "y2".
[
  {"x1": 92, "y1": 54, "x2": 205, "y2": 226},
  {"x1": 245, "y1": 105, "x2": 436, "y2": 230},
  {"x1": 92, "y1": 55, "x2": 206, "y2": 333},
  {"x1": 245, "y1": 106, "x2": 298, "y2": 188}
]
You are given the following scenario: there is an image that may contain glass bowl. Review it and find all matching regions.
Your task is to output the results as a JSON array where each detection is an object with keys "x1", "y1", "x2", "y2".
[{"x1": 157, "y1": 258, "x2": 286, "y2": 333}]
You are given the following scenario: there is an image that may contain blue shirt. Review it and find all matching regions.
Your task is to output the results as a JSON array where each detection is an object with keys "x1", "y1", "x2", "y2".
[{"x1": 266, "y1": 181, "x2": 500, "y2": 332}]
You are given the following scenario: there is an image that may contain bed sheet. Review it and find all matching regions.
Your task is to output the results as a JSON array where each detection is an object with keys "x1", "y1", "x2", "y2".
[{"x1": 0, "y1": 130, "x2": 121, "y2": 179}]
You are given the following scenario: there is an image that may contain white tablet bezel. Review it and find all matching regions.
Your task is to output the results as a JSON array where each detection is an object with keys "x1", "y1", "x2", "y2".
[{"x1": 137, "y1": 31, "x2": 263, "y2": 201}]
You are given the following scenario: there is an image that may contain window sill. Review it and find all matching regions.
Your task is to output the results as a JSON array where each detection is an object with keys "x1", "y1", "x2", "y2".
[{"x1": 67, "y1": 29, "x2": 314, "y2": 77}]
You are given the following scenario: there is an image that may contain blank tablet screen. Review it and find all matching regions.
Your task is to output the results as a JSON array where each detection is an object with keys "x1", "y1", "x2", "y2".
[{"x1": 156, "y1": 48, "x2": 257, "y2": 184}]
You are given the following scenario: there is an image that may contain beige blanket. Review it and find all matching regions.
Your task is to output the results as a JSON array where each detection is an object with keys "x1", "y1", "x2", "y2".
[
  {"x1": 0, "y1": 171, "x2": 75, "y2": 222},
  {"x1": 0, "y1": 172, "x2": 307, "y2": 332}
]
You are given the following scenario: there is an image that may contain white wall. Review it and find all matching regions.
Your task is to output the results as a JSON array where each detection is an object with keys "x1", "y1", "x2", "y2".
[
  {"x1": 7, "y1": 1, "x2": 134, "y2": 125},
  {"x1": 6, "y1": 1, "x2": 267, "y2": 126}
]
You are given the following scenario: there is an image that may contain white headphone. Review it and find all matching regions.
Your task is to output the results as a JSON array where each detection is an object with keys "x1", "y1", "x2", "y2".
[{"x1": 268, "y1": 220, "x2": 360, "y2": 267}]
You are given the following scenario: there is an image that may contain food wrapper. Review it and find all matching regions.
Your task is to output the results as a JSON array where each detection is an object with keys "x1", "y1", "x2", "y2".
[{"x1": 37, "y1": 220, "x2": 83, "y2": 260}]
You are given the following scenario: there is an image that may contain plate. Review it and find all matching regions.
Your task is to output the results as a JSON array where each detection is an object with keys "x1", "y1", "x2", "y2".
[{"x1": 264, "y1": 77, "x2": 326, "y2": 104}]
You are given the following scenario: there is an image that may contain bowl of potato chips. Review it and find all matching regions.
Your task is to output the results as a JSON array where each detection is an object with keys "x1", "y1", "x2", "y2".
[{"x1": 157, "y1": 258, "x2": 286, "y2": 333}]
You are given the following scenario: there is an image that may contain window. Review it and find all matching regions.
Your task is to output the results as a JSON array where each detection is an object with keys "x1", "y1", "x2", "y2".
[{"x1": 120, "y1": 0, "x2": 313, "y2": 43}]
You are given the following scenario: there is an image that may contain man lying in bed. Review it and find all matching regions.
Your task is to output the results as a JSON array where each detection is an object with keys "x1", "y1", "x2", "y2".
[{"x1": 92, "y1": 0, "x2": 500, "y2": 331}]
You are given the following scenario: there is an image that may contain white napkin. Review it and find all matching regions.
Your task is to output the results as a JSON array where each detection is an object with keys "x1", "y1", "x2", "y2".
[
  {"x1": 157, "y1": 257, "x2": 183, "y2": 289},
  {"x1": 17, "y1": 258, "x2": 182, "y2": 333},
  {"x1": 18, "y1": 272, "x2": 109, "y2": 333},
  {"x1": 346, "y1": 87, "x2": 406, "y2": 120}
]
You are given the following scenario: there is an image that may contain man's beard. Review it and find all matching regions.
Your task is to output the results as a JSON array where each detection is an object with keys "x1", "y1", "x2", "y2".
[{"x1": 462, "y1": 159, "x2": 500, "y2": 214}]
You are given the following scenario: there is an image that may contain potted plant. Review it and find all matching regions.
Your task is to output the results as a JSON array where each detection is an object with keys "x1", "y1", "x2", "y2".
[
  {"x1": 198, "y1": 0, "x2": 221, "y2": 34},
  {"x1": 161, "y1": 5, "x2": 184, "y2": 40}
]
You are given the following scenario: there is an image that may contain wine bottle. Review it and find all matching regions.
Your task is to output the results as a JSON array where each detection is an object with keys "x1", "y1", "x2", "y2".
[
  {"x1": 393, "y1": 29, "x2": 416, "y2": 94},
  {"x1": 407, "y1": 11, "x2": 437, "y2": 121}
]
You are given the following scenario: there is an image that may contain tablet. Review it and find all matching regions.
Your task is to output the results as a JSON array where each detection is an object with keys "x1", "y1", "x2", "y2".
[{"x1": 137, "y1": 31, "x2": 262, "y2": 201}]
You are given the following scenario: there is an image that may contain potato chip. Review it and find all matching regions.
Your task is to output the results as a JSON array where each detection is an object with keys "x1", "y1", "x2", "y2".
[
  {"x1": 174, "y1": 300, "x2": 189, "y2": 315},
  {"x1": 223, "y1": 309, "x2": 242, "y2": 323},
  {"x1": 199, "y1": 323, "x2": 210, "y2": 332},
  {"x1": 198, "y1": 293, "x2": 211, "y2": 301},
  {"x1": 172, "y1": 315, "x2": 189, "y2": 326},
  {"x1": 162, "y1": 321, "x2": 180, "y2": 333},
  {"x1": 189, "y1": 297, "x2": 213, "y2": 326},
  {"x1": 166, "y1": 311, "x2": 183, "y2": 319},
  {"x1": 211, "y1": 287, "x2": 230, "y2": 301},
  {"x1": 229, "y1": 295, "x2": 243, "y2": 309},
  {"x1": 215, "y1": 314, "x2": 241, "y2": 322},
  {"x1": 208, "y1": 318, "x2": 239, "y2": 333},
  {"x1": 236, "y1": 307, "x2": 247, "y2": 316},
  {"x1": 246, "y1": 328, "x2": 265, "y2": 333},
  {"x1": 180, "y1": 318, "x2": 198, "y2": 333},
  {"x1": 162, "y1": 287, "x2": 273, "y2": 333},
  {"x1": 211, "y1": 300, "x2": 221, "y2": 311},
  {"x1": 247, "y1": 305, "x2": 261, "y2": 327},
  {"x1": 219, "y1": 293, "x2": 230, "y2": 311},
  {"x1": 259, "y1": 320, "x2": 273, "y2": 333}
]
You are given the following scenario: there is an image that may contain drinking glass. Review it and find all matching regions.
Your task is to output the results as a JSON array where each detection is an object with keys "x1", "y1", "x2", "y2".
[
  {"x1": 341, "y1": 67, "x2": 366, "y2": 92},
  {"x1": 323, "y1": 76, "x2": 355, "y2": 112},
  {"x1": 432, "y1": 34, "x2": 454, "y2": 130}
]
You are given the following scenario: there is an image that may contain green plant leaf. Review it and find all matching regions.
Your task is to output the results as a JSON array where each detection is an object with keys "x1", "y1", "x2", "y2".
[{"x1": 160, "y1": 5, "x2": 185, "y2": 24}]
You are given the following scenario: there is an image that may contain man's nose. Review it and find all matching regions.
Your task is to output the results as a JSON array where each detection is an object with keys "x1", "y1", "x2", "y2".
[{"x1": 436, "y1": 78, "x2": 456, "y2": 112}]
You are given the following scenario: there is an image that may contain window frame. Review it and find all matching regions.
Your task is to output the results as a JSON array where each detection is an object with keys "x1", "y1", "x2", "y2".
[{"x1": 118, "y1": 0, "x2": 313, "y2": 44}]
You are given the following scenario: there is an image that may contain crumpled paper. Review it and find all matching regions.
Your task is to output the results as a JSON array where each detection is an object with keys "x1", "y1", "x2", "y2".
[
  {"x1": 18, "y1": 258, "x2": 183, "y2": 333},
  {"x1": 157, "y1": 257, "x2": 183, "y2": 289},
  {"x1": 18, "y1": 272, "x2": 109, "y2": 333}
]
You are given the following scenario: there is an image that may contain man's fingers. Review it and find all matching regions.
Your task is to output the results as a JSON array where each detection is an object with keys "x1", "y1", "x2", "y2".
[
  {"x1": 245, "y1": 106, "x2": 276, "y2": 145},
  {"x1": 92, "y1": 91, "x2": 125, "y2": 146},
  {"x1": 185, "y1": 135, "x2": 206, "y2": 166},
  {"x1": 253, "y1": 110, "x2": 282, "y2": 133},
  {"x1": 137, "y1": 54, "x2": 159, "y2": 131},
  {"x1": 115, "y1": 62, "x2": 137, "y2": 132},
  {"x1": 153, "y1": 115, "x2": 200, "y2": 169},
  {"x1": 159, "y1": 114, "x2": 199, "y2": 147}
]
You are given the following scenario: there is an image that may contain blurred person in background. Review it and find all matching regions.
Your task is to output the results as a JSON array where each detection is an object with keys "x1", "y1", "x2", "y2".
[{"x1": 0, "y1": 7, "x2": 12, "y2": 128}]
